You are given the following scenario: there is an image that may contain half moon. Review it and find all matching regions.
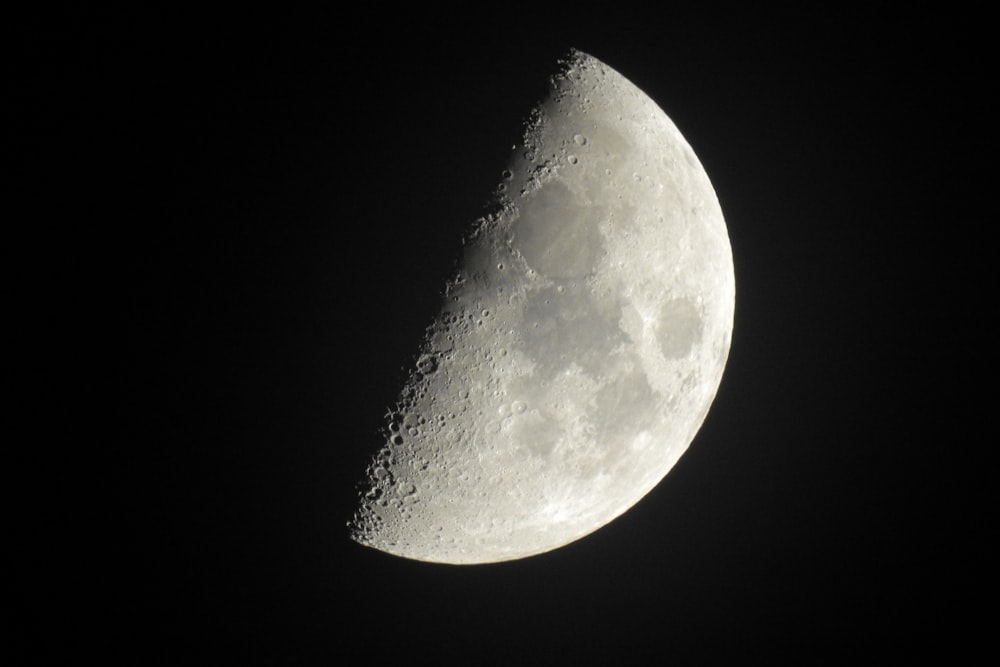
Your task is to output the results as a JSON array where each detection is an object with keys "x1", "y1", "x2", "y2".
[{"x1": 349, "y1": 49, "x2": 734, "y2": 564}]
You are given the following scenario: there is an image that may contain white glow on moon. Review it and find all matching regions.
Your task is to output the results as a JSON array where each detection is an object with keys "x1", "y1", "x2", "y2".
[{"x1": 349, "y1": 49, "x2": 734, "y2": 564}]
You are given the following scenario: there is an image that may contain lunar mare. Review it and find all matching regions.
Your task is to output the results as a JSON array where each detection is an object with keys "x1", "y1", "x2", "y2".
[{"x1": 349, "y1": 50, "x2": 734, "y2": 564}]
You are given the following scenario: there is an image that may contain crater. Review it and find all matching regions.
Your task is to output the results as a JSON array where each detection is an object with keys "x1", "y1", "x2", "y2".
[{"x1": 512, "y1": 180, "x2": 605, "y2": 280}]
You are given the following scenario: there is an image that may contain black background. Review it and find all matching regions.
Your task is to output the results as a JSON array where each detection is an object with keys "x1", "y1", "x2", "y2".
[{"x1": 12, "y1": 6, "x2": 989, "y2": 664}]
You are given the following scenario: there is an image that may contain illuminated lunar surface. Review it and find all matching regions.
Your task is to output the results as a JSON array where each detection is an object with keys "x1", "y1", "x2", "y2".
[{"x1": 349, "y1": 49, "x2": 734, "y2": 564}]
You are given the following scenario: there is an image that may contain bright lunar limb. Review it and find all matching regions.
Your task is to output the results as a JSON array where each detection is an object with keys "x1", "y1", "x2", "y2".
[{"x1": 349, "y1": 49, "x2": 734, "y2": 564}]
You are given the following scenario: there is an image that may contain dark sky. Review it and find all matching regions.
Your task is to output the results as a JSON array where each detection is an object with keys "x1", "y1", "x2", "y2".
[{"x1": 13, "y1": 7, "x2": 988, "y2": 664}]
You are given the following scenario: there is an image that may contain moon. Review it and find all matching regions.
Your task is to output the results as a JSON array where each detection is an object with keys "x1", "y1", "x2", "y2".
[{"x1": 349, "y1": 49, "x2": 734, "y2": 564}]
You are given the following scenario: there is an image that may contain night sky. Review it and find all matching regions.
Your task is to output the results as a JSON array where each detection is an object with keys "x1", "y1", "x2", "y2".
[{"x1": 13, "y1": 7, "x2": 988, "y2": 664}]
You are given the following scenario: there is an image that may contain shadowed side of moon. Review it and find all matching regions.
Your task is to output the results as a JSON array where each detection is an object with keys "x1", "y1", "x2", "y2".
[{"x1": 349, "y1": 49, "x2": 734, "y2": 564}]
